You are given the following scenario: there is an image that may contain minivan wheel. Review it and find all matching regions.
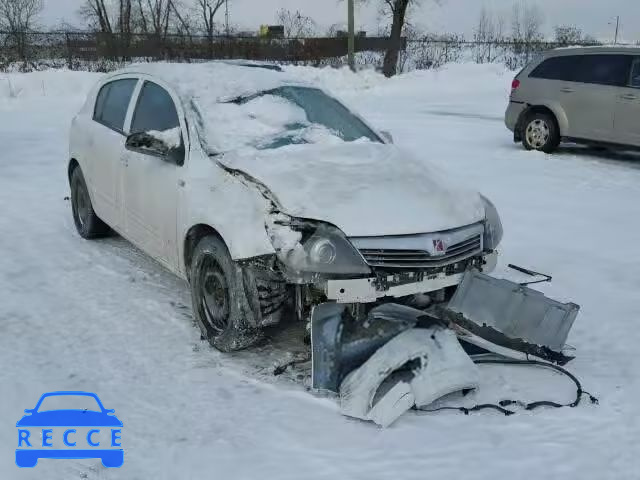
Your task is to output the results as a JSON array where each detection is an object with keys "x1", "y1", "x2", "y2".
[
  {"x1": 190, "y1": 235, "x2": 262, "y2": 352},
  {"x1": 522, "y1": 113, "x2": 560, "y2": 153},
  {"x1": 70, "y1": 167, "x2": 110, "y2": 239}
]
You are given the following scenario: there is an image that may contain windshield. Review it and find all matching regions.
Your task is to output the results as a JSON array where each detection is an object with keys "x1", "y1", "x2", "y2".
[{"x1": 207, "y1": 86, "x2": 381, "y2": 151}]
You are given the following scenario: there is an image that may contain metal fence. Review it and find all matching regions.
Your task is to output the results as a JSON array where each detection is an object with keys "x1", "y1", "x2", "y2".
[
  {"x1": 0, "y1": 31, "x2": 404, "y2": 72},
  {"x1": 401, "y1": 37, "x2": 604, "y2": 72},
  {"x1": 0, "y1": 31, "x2": 612, "y2": 73}
]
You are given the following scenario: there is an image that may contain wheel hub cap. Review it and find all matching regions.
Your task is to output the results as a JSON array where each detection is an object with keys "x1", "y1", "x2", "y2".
[{"x1": 526, "y1": 119, "x2": 550, "y2": 149}]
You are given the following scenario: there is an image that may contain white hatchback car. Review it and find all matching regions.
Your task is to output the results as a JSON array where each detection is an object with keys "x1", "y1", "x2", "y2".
[{"x1": 69, "y1": 62, "x2": 502, "y2": 351}]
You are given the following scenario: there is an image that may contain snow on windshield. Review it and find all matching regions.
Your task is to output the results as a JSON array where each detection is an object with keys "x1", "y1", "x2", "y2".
[
  {"x1": 192, "y1": 87, "x2": 379, "y2": 153},
  {"x1": 201, "y1": 94, "x2": 312, "y2": 152}
]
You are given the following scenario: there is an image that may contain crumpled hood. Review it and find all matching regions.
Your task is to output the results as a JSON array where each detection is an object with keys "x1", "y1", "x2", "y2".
[{"x1": 219, "y1": 142, "x2": 485, "y2": 237}]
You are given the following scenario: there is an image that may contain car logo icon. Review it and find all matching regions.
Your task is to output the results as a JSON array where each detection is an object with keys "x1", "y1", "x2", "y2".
[
  {"x1": 16, "y1": 391, "x2": 123, "y2": 468},
  {"x1": 432, "y1": 239, "x2": 446, "y2": 256}
]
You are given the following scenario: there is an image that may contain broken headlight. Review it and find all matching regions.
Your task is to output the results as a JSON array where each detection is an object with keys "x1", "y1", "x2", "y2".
[
  {"x1": 266, "y1": 215, "x2": 371, "y2": 275},
  {"x1": 481, "y1": 196, "x2": 503, "y2": 251}
]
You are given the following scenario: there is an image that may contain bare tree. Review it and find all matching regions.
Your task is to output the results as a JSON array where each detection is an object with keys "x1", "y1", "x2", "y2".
[
  {"x1": 473, "y1": 7, "x2": 507, "y2": 64},
  {"x1": 276, "y1": 8, "x2": 316, "y2": 38},
  {"x1": 553, "y1": 25, "x2": 583, "y2": 45},
  {"x1": 195, "y1": 0, "x2": 225, "y2": 39},
  {"x1": 380, "y1": 0, "x2": 411, "y2": 77},
  {"x1": 80, "y1": 0, "x2": 114, "y2": 33},
  {"x1": 358, "y1": 0, "x2": 438, "y2": 77},
  {"x1": 0, "y1": 0, "x2": 42, "y2": 30},
  {"x1": 509, "y1": 2, "x2": 544, "y2": 67},
  {"x1": 473, "y1": 6, "x2": 495, "y2": 63},
  {"x1": 133, "y1": 0, "x2": 190, "y2": 37},
  {"x1": 136, "y1": 0, "x2": 171, "y2": 37},
  {"x1": 0, "y1": 0, "x2": 44, "y2": 61},
  {"x1": 511, "y1": 2, "x2": 544, "y2": 44}
]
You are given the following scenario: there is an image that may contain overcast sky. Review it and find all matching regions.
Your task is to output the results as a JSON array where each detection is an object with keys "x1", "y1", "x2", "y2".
[{"x1": 43, "y1": 0, "x2": 639, "y2": 42}]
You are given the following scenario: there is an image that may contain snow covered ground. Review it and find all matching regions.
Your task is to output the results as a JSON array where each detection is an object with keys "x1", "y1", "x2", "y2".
[{"x1": 1, "y1": 63, "x2": 639, "y2": 479}]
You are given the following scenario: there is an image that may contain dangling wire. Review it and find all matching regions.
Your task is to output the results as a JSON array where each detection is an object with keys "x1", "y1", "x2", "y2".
[{"x1": 416, "y1": 358, "x2": 598, "y2": 416}]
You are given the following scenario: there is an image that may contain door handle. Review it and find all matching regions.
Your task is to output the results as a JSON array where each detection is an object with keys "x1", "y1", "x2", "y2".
[
  {"x1": 620, "y1": 93, "x2": 638, "y2": 100},
  {"x1": 560, "y1": 87, "x2": 574, "y2": 93}
]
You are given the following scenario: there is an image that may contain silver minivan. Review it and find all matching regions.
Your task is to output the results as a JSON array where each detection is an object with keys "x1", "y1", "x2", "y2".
[{"x1": 505, "y1": 46, "x2": 640, "y2": 153}]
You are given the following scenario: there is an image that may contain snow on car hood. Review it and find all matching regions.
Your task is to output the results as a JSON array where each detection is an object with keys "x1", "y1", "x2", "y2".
[{"x1": 219, "y1": 142, "x2": 486, "y2": 237}]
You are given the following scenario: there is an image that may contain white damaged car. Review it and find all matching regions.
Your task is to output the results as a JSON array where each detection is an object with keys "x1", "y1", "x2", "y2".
[{"x1": 68, "y1": 62, "x2": 502, "y2": 351}]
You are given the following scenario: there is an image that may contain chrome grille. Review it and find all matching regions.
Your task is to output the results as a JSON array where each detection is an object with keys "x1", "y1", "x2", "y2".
[{"x1": 359, "y1": 234, "x2": 482, "y2": 269}]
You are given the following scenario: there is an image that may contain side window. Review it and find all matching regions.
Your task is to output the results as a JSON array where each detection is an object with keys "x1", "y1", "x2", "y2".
[
  {"x1": 93, "y1": 79, "x2": 137, "y2": 132},
  {"x1": 573, "y1": 55, "x2": 631, "y2": 87},
  {"x1": 131, "y1": 82, "x2": 180, "y2": 134},
  {"x1": 629, "y1": 59, "x2": 640, "y2": 88},
  {"x1": 529, "y1": 56, "x2": 582, "y2": 81}
]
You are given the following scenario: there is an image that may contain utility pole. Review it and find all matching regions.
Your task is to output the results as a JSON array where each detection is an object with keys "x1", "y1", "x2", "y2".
[
  {"x1": 225, "y1": 0, "x2": 230, "y2": 37},
  {"x1": 348, "y1": 0, "x2": 355, "y2": 71},
  {"x1": 613, "y1": 15, "x2": 620, "y2": 45}
]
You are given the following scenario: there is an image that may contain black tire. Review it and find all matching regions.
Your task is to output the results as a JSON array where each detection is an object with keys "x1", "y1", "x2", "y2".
[
  {"x1": 70, "y1": 167, "x2": 110, "y2": 239},
  {"x1": 521, "y1": 112, "x2": 560, "y2": 153},
  {"x1": 190, "y1": 235, "x2": 262, "y2": 352}
]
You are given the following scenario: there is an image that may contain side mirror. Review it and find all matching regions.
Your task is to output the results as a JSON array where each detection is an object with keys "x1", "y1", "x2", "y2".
[
  {"x1": 380, "y1": 130, "x2": 394, "y2": 144},
  {"x1": 125, "y1": 130, "x2": 184, "y2": 166},
  {"x1": 24, "y1": 409, "x2": 33, "y2": 414}
]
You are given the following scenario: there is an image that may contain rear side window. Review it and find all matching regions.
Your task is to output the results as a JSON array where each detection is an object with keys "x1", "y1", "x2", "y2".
[
  {"x1": 529, "y1": 55, "x2": 582, "y2": 81},
  {"x1": 93, "y1": 79, "x2": 138, "y2": 132},
  {"x1": 131, "y1": 82, "x2": 180, "y2": 133},
  {"x1": 573, "y1": 55, "x2": 631, "y2": 86}
]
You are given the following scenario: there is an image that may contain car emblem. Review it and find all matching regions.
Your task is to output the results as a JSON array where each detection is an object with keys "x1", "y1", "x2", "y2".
[{"x1": 432, "y1": 239, "x2": 447, "y2": 256}]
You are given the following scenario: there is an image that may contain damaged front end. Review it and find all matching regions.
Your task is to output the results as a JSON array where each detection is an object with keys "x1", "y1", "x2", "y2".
[
  {"x1": 263, "y1": 213, "x2": 499, "y2": 323},
  {"x1": 308, "y1": 270, "x2": 581, "y2": 427}
]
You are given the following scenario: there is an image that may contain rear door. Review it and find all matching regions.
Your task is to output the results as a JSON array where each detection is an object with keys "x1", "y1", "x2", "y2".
[
  {"x1": 121, "y1": 80, "x2": 185, "y2": 267},
  {"x1": 527, "y1": 55, "x2": 582, "y2": 137},
  {"x1": 614, "y1": 57, "x2": 640, "y2": 146},
  {"x1": 567, "y1": 54, "x2": 631, "y2": 142},
  {"x1": 85, "y1": 78, "x2": 138, "y2": 230}
]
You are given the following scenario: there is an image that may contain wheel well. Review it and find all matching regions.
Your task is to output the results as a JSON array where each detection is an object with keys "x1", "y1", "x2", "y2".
[
  {"x1": 183, "y1": 224, "x2": 226, "y2": 279},
  {"x1": 68, "y1": 158, "x2": 79, "y2": 182},
  {"x1": 522, "y1": 106, "x2": 560, "y2": 134}
]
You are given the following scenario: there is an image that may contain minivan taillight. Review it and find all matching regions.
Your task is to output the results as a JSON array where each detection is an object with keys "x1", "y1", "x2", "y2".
[{"x1": 511, "y1": 79, "x2": 520, "y2": 90}]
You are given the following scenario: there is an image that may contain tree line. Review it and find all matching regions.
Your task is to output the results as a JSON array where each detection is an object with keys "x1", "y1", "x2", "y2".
[{"x1": 0, "y1": 0, "x2": 622, "y2": 76}]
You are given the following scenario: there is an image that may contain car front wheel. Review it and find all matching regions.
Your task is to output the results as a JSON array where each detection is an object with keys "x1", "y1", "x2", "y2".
[
  {"x1": 70, "y1": 167, "x2": 110, "y2": 239},
  {"x1": 190, "y1": 235, "x2": 262, "y2": 352},
  {"x1": 522, "y1": 113, "x2": 560, "y2": 153}
]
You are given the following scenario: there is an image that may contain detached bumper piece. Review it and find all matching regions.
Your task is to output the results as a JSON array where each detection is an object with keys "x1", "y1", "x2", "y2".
[
  {"x1": 443, "y1": 270, "x2": 579, "y2": 365},
  {"x1": 339, "y1": 328, "x2": 479, "y2": 427},
  {"x1": 310, "y1": 270, "x2": 581, "y2": 427}
]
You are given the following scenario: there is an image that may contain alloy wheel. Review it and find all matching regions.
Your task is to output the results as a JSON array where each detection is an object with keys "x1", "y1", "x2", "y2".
[{"x1": 525, "y1": 119, "x2": 550, "y2": 150}]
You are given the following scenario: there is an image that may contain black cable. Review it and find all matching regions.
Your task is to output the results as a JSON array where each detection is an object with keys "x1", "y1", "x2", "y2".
[{"x1": 416, "y1": 358, "x2": 598, "y2": 417}]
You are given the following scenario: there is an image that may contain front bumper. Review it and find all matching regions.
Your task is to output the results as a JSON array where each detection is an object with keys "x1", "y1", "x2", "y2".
[{"x1": 325, "y1": 251, "x2": 498, "y2": 303}]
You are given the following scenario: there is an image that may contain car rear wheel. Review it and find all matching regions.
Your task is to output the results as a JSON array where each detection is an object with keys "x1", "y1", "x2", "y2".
[
  {"x1": 522, "y1": 113, "x2": 560, "y2": 153},
  {"x1": 70, "y1": 167, "x2": 110, "y2": 239},
  {"x1": 190, "y1": 235, "x2": 262, "y2": 352}
]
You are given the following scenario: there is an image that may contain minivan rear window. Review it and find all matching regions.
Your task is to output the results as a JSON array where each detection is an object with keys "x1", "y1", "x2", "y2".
[
  {"x1": 529, "y1": 55, "x2": 583, "y2": 81},
  {"x1": 530, "y1": 54, "x2": 632, "y2": 87}
]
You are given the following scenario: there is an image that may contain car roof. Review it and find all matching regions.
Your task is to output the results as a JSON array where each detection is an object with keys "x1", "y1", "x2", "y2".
[
  {"x1": 111, "y1": 61, "x2": 308, "y2": 103},
  {"x1": 547, "y1": 45, "x2": 640, "y2": 57}
]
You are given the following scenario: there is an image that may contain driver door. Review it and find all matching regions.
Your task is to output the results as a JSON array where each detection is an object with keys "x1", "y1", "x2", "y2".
[{"x1": 121, "y1": 80, "x2": 185, "y2": 267}]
